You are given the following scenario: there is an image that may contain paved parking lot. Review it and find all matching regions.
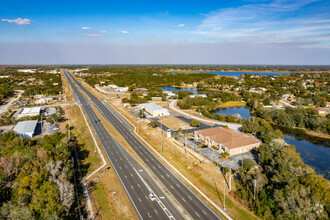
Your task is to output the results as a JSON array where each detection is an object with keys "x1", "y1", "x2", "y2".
[{"x1": 175, "y1": 132, "x2": 256, "y2": 170}]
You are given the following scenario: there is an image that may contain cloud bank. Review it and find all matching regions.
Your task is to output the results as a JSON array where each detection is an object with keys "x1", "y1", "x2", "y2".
[
  {"x1": 195, "y1": 0, "x2": 330, "y2": 48},
  {"x1": 2, "y1": 18, "x2": 31, "y2": 25}
]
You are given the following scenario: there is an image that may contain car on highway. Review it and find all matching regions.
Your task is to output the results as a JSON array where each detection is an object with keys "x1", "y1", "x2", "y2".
[{"x1": 149, "y1": 193, "x2": 156, "y2": 201}]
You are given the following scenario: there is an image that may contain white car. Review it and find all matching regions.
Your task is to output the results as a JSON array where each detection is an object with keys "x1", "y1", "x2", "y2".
[{"x1": 149, "y1": 193, "x2": 156, "y2": 201}]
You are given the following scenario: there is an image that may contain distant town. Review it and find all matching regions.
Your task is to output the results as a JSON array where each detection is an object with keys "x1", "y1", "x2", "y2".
[{"x1": 0, "y1": 65, "x2": 329, "y2": 219}]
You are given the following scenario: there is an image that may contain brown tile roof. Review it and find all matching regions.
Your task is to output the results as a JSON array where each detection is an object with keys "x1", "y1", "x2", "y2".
[{"x1": 196, "y1": 127, "x2": 260, "y2": 149}]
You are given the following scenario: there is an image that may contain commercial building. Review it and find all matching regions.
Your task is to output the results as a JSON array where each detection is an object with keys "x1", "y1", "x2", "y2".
[
  {"x1": 139, "y1": 103, "x2": 170, "y2": 117},
  {"x1": 134, "y1": 88, "x2": 148, "y2": 94},
  {"x1": 194, "y1": 127, "x2": 261, "y2": 156},
  {"x1": 13, "y1": 120, "x2": 38, "y2": 138},
  {"x1": 17, "y1": 107, "x2": 41, "y2": 119}
]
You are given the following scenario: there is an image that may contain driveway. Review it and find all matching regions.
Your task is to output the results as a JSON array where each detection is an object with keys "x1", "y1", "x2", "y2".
[
  {"x1": 169, "y1": 100, "x2": 242, "y2": 131},
  {"x1": 0, "y1": 90, "x2": 23, "y2": 115}
]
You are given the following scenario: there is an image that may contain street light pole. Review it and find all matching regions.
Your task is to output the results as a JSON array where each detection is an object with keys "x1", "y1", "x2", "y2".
[
  {"x1": 223, "y1": 180, "x2": 226, "y2": 210},
  {"x1": 229, "y1": 167, "x2": 232, "y2": 192},
  {"x1": 253, "y1": 179, "x2": 257, "y2": 200}
]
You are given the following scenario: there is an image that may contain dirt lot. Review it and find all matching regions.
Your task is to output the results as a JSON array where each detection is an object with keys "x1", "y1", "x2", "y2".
[{"x1": 159, "y1": 116, "x2": 193, "y2": 131}]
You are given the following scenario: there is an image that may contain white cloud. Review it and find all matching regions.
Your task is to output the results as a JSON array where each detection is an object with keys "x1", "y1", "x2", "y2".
[
  {"x1": 194, "y1": 0, "x2": 330, "y2": 48},
  {"x1": 100, "y1": 30, "x2": 107, "y2": 33},
  {"x1": 2, "y1": 18, "x2": 31, "y2": 25},
  {"x1": 82, "y1": 27, "x2": 92, "y2": 30},
  {"x1": 120, "y1": 30, "x2": 129, "y2": 34},
  {"x1": 177, "y1": 24, "x2": 185, "y2": 27},
  {"x1": 85, "y1": 34, "x2": 103, "y2": 37}
]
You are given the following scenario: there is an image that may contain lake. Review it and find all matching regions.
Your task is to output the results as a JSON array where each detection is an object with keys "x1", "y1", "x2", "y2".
[
  {"x1": 161, "y1": 86, "x2": 210, "y2": 94},
  {"x1": 284, "y1": 135, "x2": 330, "y2": 180},
  {"x1": 214, "y1": 106, "x2": 252, "y2": 118},
  {"x1": 169, "y1": 71, "x2": 292, "y2": 77}
]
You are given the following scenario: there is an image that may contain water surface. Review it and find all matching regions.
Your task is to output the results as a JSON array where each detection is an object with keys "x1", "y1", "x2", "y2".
[
  {"x1": 284, "y1": 135, "x2": 330, "y2": 180},
  {"x1": 214, "y1": 106, "x2": 252, "y2": 118},
  {"x1": 169, "y1": 71, "x2": 291, "y2": 77}
]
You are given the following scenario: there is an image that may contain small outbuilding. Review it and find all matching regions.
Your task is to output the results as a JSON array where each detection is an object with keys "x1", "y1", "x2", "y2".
[{"x1": 13, "y1": 120, "x2": 38, "y2": 138}]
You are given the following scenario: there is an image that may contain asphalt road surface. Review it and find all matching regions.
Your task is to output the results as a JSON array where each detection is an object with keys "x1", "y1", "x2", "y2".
[
  {"x1": 65, "y1": 70, "x2": 185, "y2": 220},
  {"x1": 64, "y1": 70, "x2": 222, "y2": 220}
]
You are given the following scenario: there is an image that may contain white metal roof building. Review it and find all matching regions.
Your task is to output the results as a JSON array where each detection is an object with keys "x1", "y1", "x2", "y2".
[
  {"x1": 13, "y1": 120, "x2": 38, "y2": 138},
  {"x1": 17, "y1": 107, "x2": 41, "y2": 119},
  {"x1": 139, "y1": 103, "x2": 170, "y2": 117}
]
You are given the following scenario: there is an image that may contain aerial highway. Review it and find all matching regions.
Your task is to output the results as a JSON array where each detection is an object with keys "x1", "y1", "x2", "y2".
[
  {"x1": 64, "y1": 70, "x2": 223, "y2": 220},
  {"x1": 64, "y1": 70, "x2": 187, "y2": 220}
]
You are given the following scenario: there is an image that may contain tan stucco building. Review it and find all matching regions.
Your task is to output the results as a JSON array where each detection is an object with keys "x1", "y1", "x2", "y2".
[{"x1": 194, "y1": 127, "x2": 261, "y2": 156}]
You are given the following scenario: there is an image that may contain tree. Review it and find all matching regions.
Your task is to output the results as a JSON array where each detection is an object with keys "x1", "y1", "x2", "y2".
[
  {"x1": 148, "y1": 121, "x2": 158, "y2": 128},
  {"x1": 221, "y1": 151, "x2": 230, "y2": 159},
  {"x1": 242, "y1": 159, "x2": 255, "y2": 171},
  {"x1": 190, "y1": 119, "x2": 200, "y2": 127}
]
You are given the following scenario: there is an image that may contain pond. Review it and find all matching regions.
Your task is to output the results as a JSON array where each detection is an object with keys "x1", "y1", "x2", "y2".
[
  {"x1": 214, "y1": 106, "x2": 252, "y2": 118},
  {"x1": 169, "y1": 71, "x2": 293, "y2": 77},
  {"x1": 161, "y1": 86, "x2": 210, "y2": 94},
  {"x1": 284, "y1": 135, "x2": 330, "y2": 180}
]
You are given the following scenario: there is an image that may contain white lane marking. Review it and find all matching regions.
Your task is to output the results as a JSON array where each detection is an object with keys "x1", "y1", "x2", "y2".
[
  {"x1": 202, "y1": 210, "x2": 207, "y2": 215},
  {"x1": 188, "y1": 196, "x2": 192, "y2": 200},
  {"x1": 138, "y1": 198, "x2": 141, "y2": 202},
  {"x1": 195, "y1": 212, "x2": 200, "y2": 217},
  {"x1": 161, "y1": 175, "x2": 164, "y2": 179},
  {"x1": 131, "y1": 185, "x2": 134, "y2": 189},
  {"x1": 170, "y1": 185, "x2": 174, "y2": 189},
  {"x1": 130, "y1": 173, "x2": 133, "y2": 177},
  {"x1": 119, "y1": 166, "x2": 122, "y2": 169},
  {"x1": 147, "y1": 213, "x2": 151, "y2": 218},
  {"x1": 182, "y1": 197, "x2": 186, "y2": 202},
  {"x1": 176, "y1": 184, "x2": 180, "y2": 188},
  {"x1": 125, "y1": 175, "x2": 127, "y2": 179},
  {"x1": 132, "y1": 168, "x2": 175, "y2": 219},
  {"x1": 137, "y1": 184, "x2": 141, "y2": 188},
  {"x1": 154, "y1": 209, "x2": 158, "y2": 214},
  {"x1": 166, "y1": 174, "x2": 170, "y2": 177}
]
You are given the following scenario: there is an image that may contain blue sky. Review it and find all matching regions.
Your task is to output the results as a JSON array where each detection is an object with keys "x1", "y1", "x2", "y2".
[{"x1": 0, "y1": 0, "x2": 330, "y2": 64}]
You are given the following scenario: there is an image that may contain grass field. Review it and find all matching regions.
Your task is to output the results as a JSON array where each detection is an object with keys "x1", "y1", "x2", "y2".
[
  {"x1": 217, "y1": 101, "x2": 246, "y2": 108},
  {"x1": 159, "y1": 116, "x2": 193, "y2": 131}
]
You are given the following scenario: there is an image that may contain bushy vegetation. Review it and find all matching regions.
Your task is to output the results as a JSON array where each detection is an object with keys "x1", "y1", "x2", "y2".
[
  {"x1": 236, "y1": 139, "x2": 330, "y2": 219},
  {"x1": 256, "y1": 107, "x2": 330, "y2": 135},
  {"x1": 0, "y1": 131, "x2": 77, "y2": 219},
  {"x1": 190, "y1": 119, "x2": 200, "y2": 127},
  {"x1": 0, "y1": 68, "x2": 62, "y2": 97},
  {"x1": 242, "y1": 118, "x2": 283, "y2": 143}
]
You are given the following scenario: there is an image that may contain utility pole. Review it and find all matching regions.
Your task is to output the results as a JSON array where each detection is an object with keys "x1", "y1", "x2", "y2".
[
  {"x1": 184, "y1": 136, "x2": 187, "y2": 156},
  {"x1": 223, "y1": 180, "x2": 226, "y2": 210},
  {"x1": 161, "y1": 123, "x2": 163, "y2": 154},
  {"x1": 229, "y1": 167, "x2": 232, "y2": 192},
  {"x1": 68, "y1": 118, "x2": 70, "y2": 141},
  {"x1": 253, "y1": 179, "x2": 257, "y2": 200}
]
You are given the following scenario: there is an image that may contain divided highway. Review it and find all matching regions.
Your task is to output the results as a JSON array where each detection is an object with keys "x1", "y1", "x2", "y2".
[
  {"x1": 64, "y1": 70, "x2": 222, "y2": 220},
  {"x1": 64, "y1": 70, "x2": 185, "y2": 220}
]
